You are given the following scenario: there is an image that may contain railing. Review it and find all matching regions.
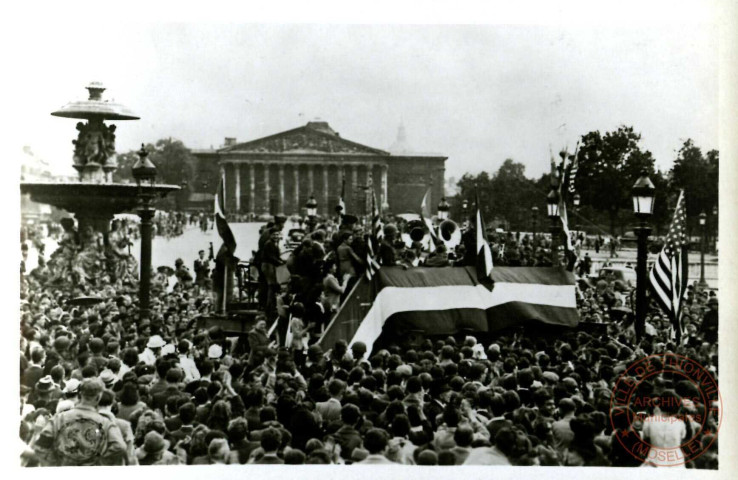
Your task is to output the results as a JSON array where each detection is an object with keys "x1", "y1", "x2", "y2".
[{"x1": 317, "y1": 274, "x2": 375, "y2": 350}]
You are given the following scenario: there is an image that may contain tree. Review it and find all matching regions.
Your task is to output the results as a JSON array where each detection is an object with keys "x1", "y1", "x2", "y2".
[
  {"x1": 112, "y1": 138, "x2": 196, "y2": 209},
  {"x1": 111, "y1": 150, "x2": 139, "y2": 183},
  {"x1": 489, "y1": 159, "x2": 539, "y2": 230},
  {"x1": 670, "y1": 139, "x2": 719, "y2": 234},
  {"x1": 575, "y1": 126, "x2": 656, "y2": 235}
]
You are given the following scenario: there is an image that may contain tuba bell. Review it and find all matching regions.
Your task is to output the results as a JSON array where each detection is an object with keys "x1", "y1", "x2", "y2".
[
  {"x1": 439, "y1": 219, "x2": 462, "y2": 249},
  {"x1": 403, "y1": 219, "x2": 431, "y2": 249}
]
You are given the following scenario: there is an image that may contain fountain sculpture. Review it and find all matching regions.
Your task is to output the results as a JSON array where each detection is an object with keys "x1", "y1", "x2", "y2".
[{"x1": 20, "y1": 82, "x2": 179, "y2": 238}]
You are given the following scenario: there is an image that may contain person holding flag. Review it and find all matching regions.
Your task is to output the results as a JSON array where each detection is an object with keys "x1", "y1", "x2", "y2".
[{"x1": 212, "y1": 175, "x2": 238, "y2": 315}]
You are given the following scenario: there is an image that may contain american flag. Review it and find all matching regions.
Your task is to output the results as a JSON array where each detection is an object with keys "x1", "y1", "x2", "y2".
[
  {"x1": 568, "y1": 152, "x2": 579, "y2": 194},
  {"x1": 648, "y1": 190, "x2": 689, "y2": 339},
  {"x1": 371, "y1": 190, "x2": 383, "y2": 248}
]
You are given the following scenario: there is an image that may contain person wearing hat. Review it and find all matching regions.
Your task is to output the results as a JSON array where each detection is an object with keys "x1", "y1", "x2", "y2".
[
  {"x1": 136, "y1": 431, "x2": 179, "y2": 465},
  {"x1": 28, "y1": 375, "x2": 61, "y2": 410},
  {"x1": 139, "y1": 335, "x2": 166, "y2": 366},
  {"x1": 248, "y1": 318, "x2": 274, "y2": 369},
  {"x1": 32, "y1": 378, "x2": 127, "y2": 466}
]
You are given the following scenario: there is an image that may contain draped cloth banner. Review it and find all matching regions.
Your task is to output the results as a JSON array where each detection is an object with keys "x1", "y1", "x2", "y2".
[{"x1": 347, "y1": 266, "x2": 579, "y2": 356}]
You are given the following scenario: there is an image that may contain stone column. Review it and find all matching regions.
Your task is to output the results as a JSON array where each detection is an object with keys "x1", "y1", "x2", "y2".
[
  {"x1": 293, "y1": 163, "x2": 300, "y2": 215},
  {"x1": 323, "y1": 164, "x2": 329, "y2": 215},
  {"x1": 351, "y1": 163, "x2": 358, "y2": 213},
  {"x1": 263, "y1": 163, "x2": 270, "y2": 214},
  {"x1": 248, "y1": 162, "x2": 255, "y2": 216},
  {"x1": 278, "y1": 164, "x2": 285, "y2": 215},
  {"x1": 307, "y1": 163, "x2": 314, "y2": 198},
  {"x1": 381, "y1": 164, "x2": 389, "y2": 210},
  {"x1": 234, "y1": 163, "x2": 241, "y2": 213}
]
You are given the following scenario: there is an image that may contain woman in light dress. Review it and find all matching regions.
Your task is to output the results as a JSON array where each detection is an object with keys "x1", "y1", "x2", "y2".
[{"x1": 641, "y1": 390, "x2": 689, "y2": 467}]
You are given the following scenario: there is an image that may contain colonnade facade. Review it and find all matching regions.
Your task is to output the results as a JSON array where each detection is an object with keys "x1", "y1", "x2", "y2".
[{"x1": 219, "y1": 159, "x2": 389, "y2": 217}]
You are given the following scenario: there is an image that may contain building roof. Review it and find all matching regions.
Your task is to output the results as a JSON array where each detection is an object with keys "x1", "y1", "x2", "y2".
[{"x1": 217, "y1": 121, "x2": 389, "y2": 156}]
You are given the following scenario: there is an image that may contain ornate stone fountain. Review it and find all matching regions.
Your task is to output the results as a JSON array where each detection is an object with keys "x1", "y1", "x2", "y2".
[{"x1": 20, "y1": 82, "x2": 180, "y2": 238}]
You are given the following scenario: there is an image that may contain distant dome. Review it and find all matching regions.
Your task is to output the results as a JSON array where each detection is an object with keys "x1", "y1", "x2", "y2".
[{"x1": 388, "y1": 123, "x2": 413, "y2": 154}]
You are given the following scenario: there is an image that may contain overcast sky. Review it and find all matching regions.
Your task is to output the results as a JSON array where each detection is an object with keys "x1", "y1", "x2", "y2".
[{"x1": 14, "y1": 21, "x2": 718, "y2": 182}]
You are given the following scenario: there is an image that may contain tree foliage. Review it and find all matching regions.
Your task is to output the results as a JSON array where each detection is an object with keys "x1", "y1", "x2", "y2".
[
  {"x1": 575, "y1": 126, "x2": 656, "y2": 234},
  {"x1": 112, "y1": 138, "x2": 195, "y2": 187},
  {"x1": 454, "y1": 160, "x2": 541, "y2": 231},
  {"x1": 671, "y1": 139, "x2": 719, "y2": 232}
]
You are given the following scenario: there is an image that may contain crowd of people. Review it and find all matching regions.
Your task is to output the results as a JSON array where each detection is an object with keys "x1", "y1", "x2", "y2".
[{"x1": 19, "y1": 213, "x2": 719, "y2": 468}]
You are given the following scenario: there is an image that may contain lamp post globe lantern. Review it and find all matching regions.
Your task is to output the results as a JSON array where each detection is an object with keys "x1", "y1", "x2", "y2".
[
  {"x1": 132, "y1": 144, "x2": 157, "y2": 189},
  {"x1": 437, "y1": 197, "x2": 450, "y2": 221},
  {"x1": 132, "y1": 144, "x2": 158, "y2": 322},
  {"x1": 631, "y1": 169, "x2": 655, "y2": 341},
  {"x1": 306, "y1": 194, "x2": 318, "y2": 217},
  {"x1": 546, "y1": 186, "x2": 561, "y2": 266},
  {"x1": 632, "y1": 170, "x2": 656, "y2": 220}
]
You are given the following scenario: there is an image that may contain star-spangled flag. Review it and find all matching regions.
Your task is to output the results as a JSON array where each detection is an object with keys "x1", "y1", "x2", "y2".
[
  {"x1": 568, "y1": 151, "x2": 579, "y2": 194},
  {"x1": 475, "y1": 187, "x2": 493, "y2": 283},
  {"x1": 648, "y1": 190, "x2": 689, "y2": 340},
  {"x1": 371, "y1": 190, "x2": 383, "y2": 248}
]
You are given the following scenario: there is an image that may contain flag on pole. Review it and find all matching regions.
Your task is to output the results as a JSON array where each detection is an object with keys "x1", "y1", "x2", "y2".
[
  {"x1": 365, "y1": 240, "x2": 381, "y2": 280},
  {"x1": 475, "y1": 187, "x2": 493, "y2": 283},
  {"x1": 371, "y1": 190, "x2": 384, "y2": 248},
  {"x1": 215, "y1": 175, "x2": 237, "y2": 256},
  {"x1": 364, "y1": 190, "x2": 383, "y2": 280},
  {"x1": 648, "y1": 190, "x2": 689, "y2": 340},
  {"x1": 213, "y1": 175, "x2": 237, "y2": 314},
  {"x1": 420, "y1": 187, "x2": 438, "y2": 252},
  {"x1": 556, "y1": 148, "x2": 577, "y2": 270},
  {"x1": 568, "y1": 151, "x2": 579, "y2": 194}
]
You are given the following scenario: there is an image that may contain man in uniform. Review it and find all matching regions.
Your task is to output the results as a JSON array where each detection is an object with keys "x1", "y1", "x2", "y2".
[{"x1": 32, "y1": 378, "x2": 127, "y2": 466}]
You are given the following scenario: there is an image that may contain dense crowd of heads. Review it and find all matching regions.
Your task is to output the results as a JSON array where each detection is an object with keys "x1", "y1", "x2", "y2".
[{"x1": 19, "y1": 218, "x2": 719, "y2": 467}]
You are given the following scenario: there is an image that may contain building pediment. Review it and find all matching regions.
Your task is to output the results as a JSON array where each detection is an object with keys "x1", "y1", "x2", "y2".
[{"x1": 219, "y1": 123, "x2": 388, "y2": 156}]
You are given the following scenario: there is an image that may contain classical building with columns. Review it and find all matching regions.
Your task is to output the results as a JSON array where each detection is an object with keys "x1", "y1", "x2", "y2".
[{"x1": 190, "y1": 121, "x2": 447, "y2": 217}]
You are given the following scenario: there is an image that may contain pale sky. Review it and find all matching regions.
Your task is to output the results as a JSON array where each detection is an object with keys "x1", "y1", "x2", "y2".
[{"x1": 11, "y1": 17, "x2": 719, "y2": 183}]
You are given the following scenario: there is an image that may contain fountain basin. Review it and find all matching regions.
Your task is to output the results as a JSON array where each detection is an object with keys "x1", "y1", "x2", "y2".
[{"x1": 21, "y1": 182, "x2": 180, "y2": 236}]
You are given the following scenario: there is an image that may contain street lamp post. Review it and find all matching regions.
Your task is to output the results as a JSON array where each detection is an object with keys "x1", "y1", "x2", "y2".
[
  {"x1": 462, "y1": 199, "x2": 469, "y2": 223},
  {"x1": 632, "y1": 170, "x2": 656, "y2": 341},
  {"x1": 306, "y1": 195, "x2": 318, "y2": 232},
  {"x1": 546, "y1": 186, "x2": 560, "y2": 267},
  {"x1": 438, "y1": 197, "x2": 450, "y2": 221},
  {"x1": 698, "y1": 211, "x2": 708, "y2": 290},
  {"x1": 132, "y1": 144, "x2": 158, "y2": 322}
]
